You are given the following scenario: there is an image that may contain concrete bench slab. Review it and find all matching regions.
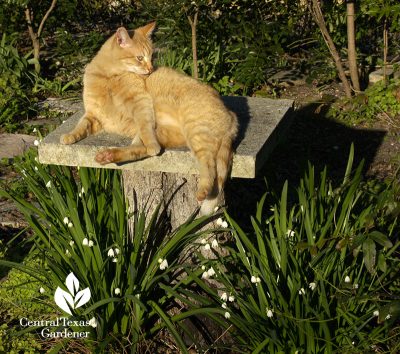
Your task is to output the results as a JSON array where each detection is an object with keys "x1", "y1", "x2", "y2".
[
  {"x1": 38, "y1": 96, "x2": 293, "y2": 228},
  {"x1": 38, "y1": 97, "x2": 294, "y2": 179}
]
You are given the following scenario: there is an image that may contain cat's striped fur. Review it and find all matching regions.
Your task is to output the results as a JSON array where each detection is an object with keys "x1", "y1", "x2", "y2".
[{"x1": 60, "y1": 22, "x2": 238, "y2": 214}]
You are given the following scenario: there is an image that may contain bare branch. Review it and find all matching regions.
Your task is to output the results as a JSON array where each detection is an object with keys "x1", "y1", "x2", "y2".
[{"x1": 38, "y1": 0, "x2": 57, "y2": 38}]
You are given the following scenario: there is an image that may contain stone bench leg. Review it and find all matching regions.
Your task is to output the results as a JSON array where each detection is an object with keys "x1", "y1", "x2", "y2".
[{"x1": 122, "y1": 170, "x2": 221, "y2": 230}]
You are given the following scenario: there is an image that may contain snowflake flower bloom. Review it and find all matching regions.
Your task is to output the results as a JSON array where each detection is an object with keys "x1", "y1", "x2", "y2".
[
  {"x1": 221, "y1": 221, "x2": 228, "y2": 228},
  {"x1": 309, "y1": 282, "x2": 316, "y2": 291},
  {"x1": 211, "y1": 239, "x2": 219, "y2": 249},
  {"x1": 373, "y1": 310, "x2": 379, "y2": 317},
  {"x1": 251, "y1": 275, "x2": 261, "y2": 284},
  {"x1": 39, "y1": 287, "x2": 45, "y2": 294},
  {"x1": 344, "y1": 276, "x2": 351, "y2": 283},
  {"x1": 216, "y1": 218, "x2": 223, "y2": 226},
  {"x1": 63, "y1": 217, "x2": 69, "y2": 225},
  {"x1": 203, "y1": 243, "x2": 211, "y2": 251},
  {"x1": 220, "y1": 292, "x2": 228, "y2": 301},
  {"x1": 114, "y1": 248, "x2": 120, "y2": 255},
  {"x1": 228, "y1": 295, "x2": 235, "y2": 302},
  {"x1": 159, "y1": 258, "x2": 168, "y2": 270},
  {"x1": 88, "y1": 317, "x2": 98, "y2": 328},
  {"x1": 82, "y1": 238, "x2": 89, "y2": 246},
  {"x1": 385, "y1": 314, "x2": 391, "y2": 320},
  {"x1": 299, "y1": 288, "x2": 306, "y2": 295},
  {"x1": 114, "y1": 288, "x2": 121, "y2": 295},
  {"x1": 221, "y1": 302, "x2": 227, "y2": 309},
  {"x1": 69, "y1": 240, "x2": 74, "y2": 247},
  {"x1": 200, "y1": 238, "x2": 207, "y2": 244},
  {"x1": 88, "y1": 240, "x2": 94, "y2": 247},
  {"x1": 33, "y1": 128, "x2": 37, "y2": 133},
  {"x1": 112, "y1": 258, "x2": 118, "y2": 263},
  {"x1": 201, "y1": 271, "x2": 209, "y2": 279},
  {"x1": 46, "y1": 181, "x2": 51, "y2": 188},
  {"x1": 287, "y1": 229, "x2": 295, "y2": 237},
  {"x1": 34, "y1": 140, "x2": 40, "y2": 146},
  {"x1": 224, "y1": 311, "x2": 231, "y2": 319},
  {"x1": 68, "y1": 222, "x2": 73, "y2": 228},
  {"x1": 107, "y1": 249, "x2": 115, "y2": 257},
  {"x1": 266, "y1": 308, "x2": 274, "y2": 318},
  {"x1": 207, "y1": 267, "x2": 216, "y2": 277}
]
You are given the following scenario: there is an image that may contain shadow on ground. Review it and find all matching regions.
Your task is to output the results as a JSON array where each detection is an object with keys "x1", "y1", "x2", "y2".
[{"x1": 225, "y1": 102, "x2": 387, "y2": 224}]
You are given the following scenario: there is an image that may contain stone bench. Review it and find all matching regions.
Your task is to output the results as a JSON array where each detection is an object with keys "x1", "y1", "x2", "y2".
[{"x1": 38, "y1": 96, "x2": 294, "y2": 228}]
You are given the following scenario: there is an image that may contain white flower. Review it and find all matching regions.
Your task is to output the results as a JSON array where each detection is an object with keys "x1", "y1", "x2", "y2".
[
  {"x1": 221, "y1": 302, "x2": 227, "y2": 309},
  {"x1": 34, "y1": 166, "x2": 38, "y2": 171},
  {"x1": 63, "y1": 217, "x2": 69, "y2": 225},
  {"x1": 299, "y1": 288, "x2": 306, "y2": 295},
  {"x1": 385, "y1": 314, "x2": 391, "y2": 320},
  {"x1": 34, "y1": 157, "x2": 38, "y2": 162},
  {"x1": 221, "y1": 221, "x2": 228, "y2": 228},
  {"x1": 266, "y1": 308, "x2": 274, "y2": 318},
  {"x1": 69, "y1": 240, "x2": 74, "y2": 247},
  {"x1": 309, "y1": 282, "x2": 316, "y2": 291},
  {"x1": 159, "y1": 259, "x2": 168, "y2": 270},
  {"x1": 39, "y1": 287, "x2": 45, "y2": 294},
  {"x1": 373, "y1": 310, "x2": 379, "y2": 317},
  {"x1": 82, "y1": 238, "x2": 89, "y2": 246},
  {"x1": 228, "y1": 295, "x2": 235, "y2": 302},
  {"x1": 207, "y1": 267, "x2": 216, "y2": 277},
  {"x1": 34, "y1": 139, "x2": 40, "y2": 146},
  {"x1": 224, "y1": 311, "x2": 231, "y2": 319},
  {"x1": 353, "y1": 283, "x2": 359, "y2": 289},
  {"x1": 114, "y1": 248, "x2": 120, "y2": 255},
  {"x1": 112, "y1": 258, "x2": 118, "y2": 263},
  {"x1": 65, "y1": 249, "x2": 71, "y2": 257},
  {"x1": 201, "y1": 271, "x2": 209, "y2": 279},
  {"x1": 68, "y1": 222, "x2": 73, "y2": 228},
  {"x1": 88, "y1": 240, "x2": 94, "y2": 247},
  {"x1": 251, "y1": 275, "x2": 261, "y2": 284},
  {"x1": 108, "y1": 249, "x2": 115, "y2": 257},
  {"x1": 88, "y1": 317, "x2": 98, "y2": 328},
  {"x1": 114, "y1": 288, "x2": 121, "y2": 295},
  {"x1": 46, "y1": 181, "x2": 51, "y2": 188},
  {"x1": 216, "y1": 218, "x2": 223, "y2": 226},
  {"x1": 200, "y1": 238, "x2": 207, "y2": 244},
  {"x1": 287, "y1": 229, "x2": 295, "y2": 237},
  {"x1": 211, "y1": 239, "x2": 219, "y2": 249},
  {"x1": 344, "y1": 276, "x2": 351, "y2": 283},
  {"x1": 201, "y1": 265, "x2": 206, "y2": 270},
  {"x1": 203, "y1": 243, "x2": 211, "y2": 251},
  {"x1": 220, "y1": 292, "x2": 228, "y2": 301},
  {"x1": 33, "y1": 128, "x2": 37, "y2": 133}
]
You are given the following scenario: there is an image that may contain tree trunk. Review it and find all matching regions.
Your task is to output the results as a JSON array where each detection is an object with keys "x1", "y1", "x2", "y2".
[
  {"x1": 188, "y1": 11, "x2": 199, "y2": 80},
  {"x1": 383, "y1": 18, "x2": 389, "y2": 86},
  {"x1": 346, "y1": 0, "x2": 360, "y2": 92},
  {"x1": 122, "y1": 170, "x2": 204, "y2": 230},
  {"x1": 310, "y1": 0, "x2": 353, "y2": 98}
]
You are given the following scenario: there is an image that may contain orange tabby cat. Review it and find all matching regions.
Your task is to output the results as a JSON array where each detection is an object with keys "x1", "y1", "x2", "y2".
[{"x1": 60, "y1": 22, "x2": 238, "y2": 214}]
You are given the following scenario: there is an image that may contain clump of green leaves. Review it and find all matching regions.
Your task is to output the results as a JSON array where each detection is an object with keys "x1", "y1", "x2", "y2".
[
  {"x1": 0, "y1": 33, "x2": 35, "y2": 131},
  {"x1": 202, "y1": 145, "x2": 400, "y2": 353},
  {"x1": 0, "y1": 149, "x2": 220, "y2": 353},
  {"x1": 329, "y1": 78, "x2": 400, "y2": 125}
]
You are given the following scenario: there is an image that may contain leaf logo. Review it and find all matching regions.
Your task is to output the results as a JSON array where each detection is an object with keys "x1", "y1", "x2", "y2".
[{"x1": 54, "y1": 272, "x2": 91, "y2": 315}]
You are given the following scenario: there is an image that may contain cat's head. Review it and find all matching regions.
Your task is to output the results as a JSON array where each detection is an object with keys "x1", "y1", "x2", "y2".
[{"x1": 112, "y1": 22, "x2": 156, "y2": 76}]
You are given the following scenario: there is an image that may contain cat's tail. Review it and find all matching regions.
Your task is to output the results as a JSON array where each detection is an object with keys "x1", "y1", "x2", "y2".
[{"x1": 200, "y1": 112, "x2": 237, "y2": 215}]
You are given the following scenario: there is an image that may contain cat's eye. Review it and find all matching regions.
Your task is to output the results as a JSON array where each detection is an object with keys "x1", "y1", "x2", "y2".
[{"x1": 136, "y1": 56, "x2": 144, "y2": 62}]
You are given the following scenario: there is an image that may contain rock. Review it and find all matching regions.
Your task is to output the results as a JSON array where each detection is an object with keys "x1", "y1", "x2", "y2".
[{"x1": 0, "y1": 134, "x2": 37, "y2": 159}]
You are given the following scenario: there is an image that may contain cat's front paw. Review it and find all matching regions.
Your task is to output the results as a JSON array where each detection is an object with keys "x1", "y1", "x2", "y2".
[
  {"x1": 95, "y1": 149, "x2": 116, "y2": 165},
  {"x1": 60, "y1": 134, "x2": 76, "y2": 145},
  {"x1": 146, "y1": 143, "x2": 161, "y2": 156},
  {"x1": 196, "y1": 187, "x2": 209, "y2": 202}
]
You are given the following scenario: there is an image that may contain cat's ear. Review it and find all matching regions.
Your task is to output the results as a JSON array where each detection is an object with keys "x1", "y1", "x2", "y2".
[
  {"x1": 135, "y1": 22, "x2": 156, "y2": 39},
  {"x1": 116, "y1": 27, "x2": 131, "y2": 48}
]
